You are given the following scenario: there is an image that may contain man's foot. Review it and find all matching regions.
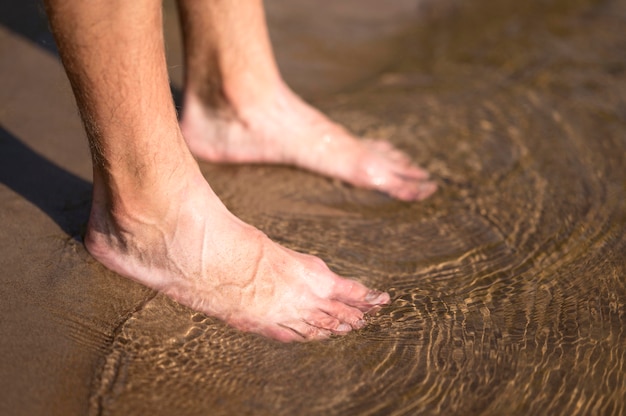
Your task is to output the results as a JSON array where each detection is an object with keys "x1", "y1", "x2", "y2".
[
  {"x1": 180, "y1": 86, "x2": 437, "y2": 201},
  {"x1": 84, "y1": 167, "x2": 390, "y2": 342}
]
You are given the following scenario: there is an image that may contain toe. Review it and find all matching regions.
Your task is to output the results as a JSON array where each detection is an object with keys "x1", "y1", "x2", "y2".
[
  {"x1": 305, "y1": 311, "x2": 342, "y2": 330},
  {"x1": 330, "y1": 277, "x2": 372, "y2": 301},
  {"x1": 278, "y1": 321, "x2": 333, "y2": 342},
  {"x1": 393, "y1": 163, "x2": 431, "y2": 180},
  {"x1": 365, "y1": 139, "x2": 394, "y2": 153},
  {"x1": 382, "y1": 147, "x2": 418, "y2": 168},
  {"x1": 372, "y1": 169, "x2": 437, "y2": 201},
  {"x1": 360, "y1": 158, "x2": 435, "y2": 201},
  {"x1": 331, "y1": 278, "x2": 391, "y2": 311},
  {"x1": 365, "y1": 139, "x2": 431, "y2": 180},
  {"x1": 389, "y1": 178, "x2": 438, "y2": 201},
  {"x1": 262, "y1": 326, "x2": 306, "y2": 343},
  {"x1": 415, "y1": 181, "x2": 438, "y2": 199},
  {"x1": 318, "y1": 300, "x2": 365, "y2": 329}
]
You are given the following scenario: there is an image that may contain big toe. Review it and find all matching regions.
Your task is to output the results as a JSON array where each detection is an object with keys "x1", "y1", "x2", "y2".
[
  {"x1": 331, "y1": 278, "x2": 391, "y2": 311},
  {"x1": 390, "y1": 178, "x2": 438, "y2": 201}
]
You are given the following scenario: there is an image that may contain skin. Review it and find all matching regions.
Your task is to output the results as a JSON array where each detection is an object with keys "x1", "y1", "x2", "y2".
[{"x1": 44, "y1": 0, "x2": 436, "y2": 342}]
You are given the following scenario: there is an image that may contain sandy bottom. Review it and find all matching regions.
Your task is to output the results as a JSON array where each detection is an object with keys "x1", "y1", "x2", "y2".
[{"x1": 1, "y1": 0, "x2": 625, "y2": 415}]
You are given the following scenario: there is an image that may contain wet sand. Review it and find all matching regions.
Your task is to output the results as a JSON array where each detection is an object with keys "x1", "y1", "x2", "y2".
[{"x1": 1, "y1": 0, "x2": 625, "y2": 415}]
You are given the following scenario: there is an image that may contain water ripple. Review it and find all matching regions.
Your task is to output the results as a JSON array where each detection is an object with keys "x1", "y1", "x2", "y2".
[{"x1": 89, "y1": 0, "x2": 626, "y2": 414}]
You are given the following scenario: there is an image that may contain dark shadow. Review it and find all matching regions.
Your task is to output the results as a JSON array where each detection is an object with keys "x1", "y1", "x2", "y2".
[
  {"x1": 0, "y1": 0, "x2": 59, "y2": 56},
  {"x1": 0, "y1": 0, "x2": 184, "y2": 238},
  {"x1": 0, "y1": 0, "x2": 184, "y2": 109},
  {"x1": 171, "y1": 84, "x2": 184, "y2": 114},
  {"x1": 0, "y1": 125, "x2": 93, "y2": 239}
]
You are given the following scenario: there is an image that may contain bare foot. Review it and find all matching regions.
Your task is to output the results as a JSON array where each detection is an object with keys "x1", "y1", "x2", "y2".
[
  {"x1": 84, "y1": 167, "x2": 390, "y2": 342},
  {"x1": 180, "y1": 86, "x2": 437, "y2": 201}
]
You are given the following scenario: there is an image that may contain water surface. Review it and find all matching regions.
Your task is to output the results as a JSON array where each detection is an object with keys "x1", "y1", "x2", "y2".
[
  {"x1": 1, "y1": 0, "x2": 624, "y2": 415},
  {"x1": 93, "y1": 0, "x2": 626, "y2": 414}
]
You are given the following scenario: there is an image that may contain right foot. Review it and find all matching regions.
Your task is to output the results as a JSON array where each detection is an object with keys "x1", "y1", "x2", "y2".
[
  {"x1": 180, "y1": 87, "x2": 438, "y2": 201},
  {"x1": 85, "y1": 167, "x2": 390, "y2": 342}
]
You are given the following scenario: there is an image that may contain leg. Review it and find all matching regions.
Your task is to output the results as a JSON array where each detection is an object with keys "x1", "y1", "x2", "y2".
[
  {"x1": 44, "y1": 0, "x2": 389, "y2": 342},
  {"x1": 177, "y1": 0, "x2": 437, "y2": 201}
]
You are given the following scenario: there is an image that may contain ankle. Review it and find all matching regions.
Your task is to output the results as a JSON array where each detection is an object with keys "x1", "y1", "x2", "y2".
[
  {"x1": 183, "y1": 75, "x2": 288, "y2": 118},
  {"x1": 91, "y1": 155, "x2": 205, "y2": 227},
  {"x1": 224, "y1": 74, "x2": 286, "y2": 111}
]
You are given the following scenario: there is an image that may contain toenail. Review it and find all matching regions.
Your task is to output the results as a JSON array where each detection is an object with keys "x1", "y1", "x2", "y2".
[
  {"x1": 366, "y1": 305, "x2": 382, "y2": 315},
  {"x1": 365, "y1": 290, "x2": 384, "y2": 303},
  {"x1": 336, "y1": 323, "x2": 351, "y2": 332},
  {"x1": 353, "y1": 319, "x2": 366, "y2": 329}
]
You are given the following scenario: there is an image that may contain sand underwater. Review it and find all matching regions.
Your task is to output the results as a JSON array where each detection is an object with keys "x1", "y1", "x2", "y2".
[{"x1": 0, "y1": 0, "x2": 625, "y2": 415}]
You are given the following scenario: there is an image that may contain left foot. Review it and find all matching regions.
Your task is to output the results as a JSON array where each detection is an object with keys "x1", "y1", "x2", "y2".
[
  {"x1": 85, "y1": 164, "x2": 390, "y2": 342},
  {"x1": 180, "y1": 86, "x2": 437, "y2": 201}
]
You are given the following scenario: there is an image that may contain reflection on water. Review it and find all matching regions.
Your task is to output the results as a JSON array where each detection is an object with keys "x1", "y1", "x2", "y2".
[{"x1": 90, "y1": 0, "x2": 625, "y2": 414}]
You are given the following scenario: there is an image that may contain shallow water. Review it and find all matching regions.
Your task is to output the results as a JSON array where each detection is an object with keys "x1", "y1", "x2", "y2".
[
  {"x1": 88, "y1": 0, "x2": 626, "y2": 414},
  {"x1": 1, "y1": 0, "x2": 625, "y2": 415}
]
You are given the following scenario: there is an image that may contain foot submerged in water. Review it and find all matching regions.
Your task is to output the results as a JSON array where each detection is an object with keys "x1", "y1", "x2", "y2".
[
  {"x1": 85, "y1": 167, "x2": 391, "y2": 342},
  {"x1": 180, "y1": 86, "x2": 438, "y2": 201}
]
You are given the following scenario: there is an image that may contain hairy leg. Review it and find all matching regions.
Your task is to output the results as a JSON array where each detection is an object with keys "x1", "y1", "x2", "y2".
[
  {"x1": 176, "y1": 0, "x2": 437, "y2": 201},
  {"x1": 44, "y1": 0, "x2": 389, "y2": 342}
]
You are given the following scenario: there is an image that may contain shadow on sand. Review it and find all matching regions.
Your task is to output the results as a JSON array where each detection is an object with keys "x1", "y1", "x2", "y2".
[
  {"x1": 0, "y1": 1, "x2": 185, "y2": 239},
  {"x1": 0, "y1": 126, "x2": 92, "y2": 238}
]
